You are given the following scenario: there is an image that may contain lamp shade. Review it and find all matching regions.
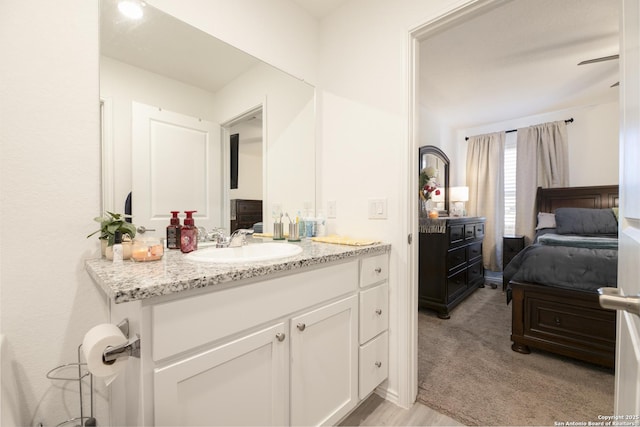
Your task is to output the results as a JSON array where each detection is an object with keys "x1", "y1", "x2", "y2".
[{"x1": 450, "y1": 186, "x2": 469, "y2": 202}]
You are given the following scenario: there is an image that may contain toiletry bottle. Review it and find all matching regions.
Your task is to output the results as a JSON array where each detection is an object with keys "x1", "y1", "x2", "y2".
[
  {"x1": 180, "y1": 211, "x2": 198, "y2": 253},
  {"x1": 316, "y1": 210, "x2": 326, "y2": 237},
  {"x1": 297, "y1": 210, "x2": 306, "y2": 238},
  {"x1": 305, "y1": 212, "x2": 315, "y2": 238},
  {"x1": 167, "y1": 211, "x2": 182, "y2": 250},
  {"x1": 112, "y1": 231, "x2": 123, "y2": 263}
]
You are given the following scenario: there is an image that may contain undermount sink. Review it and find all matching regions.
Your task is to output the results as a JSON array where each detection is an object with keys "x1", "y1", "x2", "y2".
[{"x1": 185, "y1": 242, "x2": 303, "y2": 264}]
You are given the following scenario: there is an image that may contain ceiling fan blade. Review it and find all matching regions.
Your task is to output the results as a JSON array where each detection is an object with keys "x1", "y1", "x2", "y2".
[{"x1": 578, "y1": 54, "x2": 619, "y2": 65}]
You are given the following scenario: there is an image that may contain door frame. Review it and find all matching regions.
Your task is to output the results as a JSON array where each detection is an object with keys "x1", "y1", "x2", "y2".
[{"x1": 220, "y1": 103, "x2": 266, "y2": 233}]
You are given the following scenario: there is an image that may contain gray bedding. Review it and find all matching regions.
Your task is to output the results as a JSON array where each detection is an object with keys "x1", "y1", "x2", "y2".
[{"x1": 504, "y1": 238, "x2": 618, "y2": 297}]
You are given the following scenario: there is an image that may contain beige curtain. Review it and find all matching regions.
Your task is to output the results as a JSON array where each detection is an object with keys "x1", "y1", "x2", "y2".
[
  {"x1": 515, "y1": 121, "x2": 569, "y2": 244},
  {"x1": 466, "y1": 132, "x2": 505, "y2": 271}
]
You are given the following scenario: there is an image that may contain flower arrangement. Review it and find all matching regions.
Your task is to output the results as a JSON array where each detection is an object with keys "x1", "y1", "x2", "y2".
[{"x1": 419, "y1": 166, "x2": 441, "y2": 201}]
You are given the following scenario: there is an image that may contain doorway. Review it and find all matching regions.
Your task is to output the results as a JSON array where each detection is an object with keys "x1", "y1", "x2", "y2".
[
  {"x1": 221, "y1": 105, "x2": 265, "y2": 233},
  {"x1": 407, "y1": 0, "x2": 620, "y2": 418}
]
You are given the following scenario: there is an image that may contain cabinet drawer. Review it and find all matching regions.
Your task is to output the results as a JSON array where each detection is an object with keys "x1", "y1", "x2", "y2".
[
  {"x1": 474, "y1": 223, "x2": 485, "y2": 239},
  {"x1": 360, "y1": 253, "x2": 389, "y2": 288},
  {"x1": 237, "y1": 203, "x2": 261, "y2": 213},
  {"x1": 467, "y1": 260, "x2": 484, "y2": 284},
  {"x1": 467, "y1": 242, "x2": 482, "y2": 262},
  {"x1": 449, "y1": 225, "x2": 464, "y2": 244},
  {"x1": 359, "y1": 283, "x2": 389, "y2": 344},
  {"x1": 526, "y1": 298, "x2": 616, "y2": 348},
  {"x1": 464, "y1": 224, "x2": 475, "y2": 240},
  {"x1": 359, "y1": 331, "x2": 389, "y2": 400},
  {"x1": 447, "y1": 247, "x2": 466, "y2": 272},
  {"x1": 447, "y1": 270, "x2": 467, "y2": 303}
]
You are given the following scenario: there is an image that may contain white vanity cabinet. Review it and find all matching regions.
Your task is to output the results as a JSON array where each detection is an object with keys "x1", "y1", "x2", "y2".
[{"x1": 106, "y1": 250, "x2": 390, "y2": 426}]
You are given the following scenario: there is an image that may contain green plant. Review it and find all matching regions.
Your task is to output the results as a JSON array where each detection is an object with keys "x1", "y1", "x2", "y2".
[{"x1": 87, "y1": 211, "x2": 136, "y2": 246}]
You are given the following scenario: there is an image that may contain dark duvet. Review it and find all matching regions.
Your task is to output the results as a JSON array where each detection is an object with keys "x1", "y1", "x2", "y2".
[{"x1": 504, "y1": 240, "x2": 618, "y2": 302}]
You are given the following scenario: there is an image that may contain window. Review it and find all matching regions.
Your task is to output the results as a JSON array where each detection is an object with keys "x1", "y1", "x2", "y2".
[{"x1": 504, "y1": 132, "x2": 517, "y2": 235}]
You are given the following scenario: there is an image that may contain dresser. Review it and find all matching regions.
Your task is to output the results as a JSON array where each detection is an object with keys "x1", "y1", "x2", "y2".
[
  {"x1": 419, "y1": 216, "x2": 485, "y2": 319},
  {"x1": 230, "y1": 199, "x2": 262, "y2": 232}
]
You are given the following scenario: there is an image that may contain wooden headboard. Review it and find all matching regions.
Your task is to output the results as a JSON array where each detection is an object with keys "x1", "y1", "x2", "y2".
[{"x1": 536, "y1": 185, "x2": 619, "y2": 213}]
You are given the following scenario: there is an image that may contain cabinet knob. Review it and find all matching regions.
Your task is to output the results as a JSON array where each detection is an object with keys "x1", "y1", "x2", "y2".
[
  {"x1": 374, "y1": 267, "x2": 382, "y2": 274},
  {"x1": 275, "y1": 332, "x2": 286, "y2": 342},
  {"x1": 375, "y1": 361, "x2": 382, "y2": 368},
  {"x1": 297, "y1": 323, "x2": 306, "y2": 331},
  {"x1": 375, "y1": 309, "x2": 382, "y2": 316}
]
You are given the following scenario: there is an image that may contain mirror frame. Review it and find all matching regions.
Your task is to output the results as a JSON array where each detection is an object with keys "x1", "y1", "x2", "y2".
[{"x1": 419, "y1": 145, "x2": 450, "y2": 213}]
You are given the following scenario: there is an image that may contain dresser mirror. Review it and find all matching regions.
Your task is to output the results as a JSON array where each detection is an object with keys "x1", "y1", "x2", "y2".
[
  {"x1": 419, "y1": 145, "x2": 450, "y2": 214},
  {"x1": 99, "y1": 0, "x2": 315, "y2": 236}
]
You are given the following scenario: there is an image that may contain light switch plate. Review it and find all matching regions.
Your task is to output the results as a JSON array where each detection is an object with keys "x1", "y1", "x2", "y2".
[
  {"x1": 327, "y1": 200, "x2": 337, "y2": 218},
  {"x1": 368, "y1": 198, "x2": 387, "y2": 219}
]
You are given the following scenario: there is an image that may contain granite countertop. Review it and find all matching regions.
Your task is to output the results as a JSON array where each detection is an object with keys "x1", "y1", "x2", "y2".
[{"x1": 85, "y1": 238, "x2": 391, "y2": 304}]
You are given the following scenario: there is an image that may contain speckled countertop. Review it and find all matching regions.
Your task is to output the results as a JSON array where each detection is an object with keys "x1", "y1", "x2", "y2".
[{"x1": 85, "y1": 238, "x2": 391, "y2": 304}]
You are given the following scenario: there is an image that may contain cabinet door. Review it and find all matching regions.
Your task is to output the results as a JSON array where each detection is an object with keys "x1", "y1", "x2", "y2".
[
  {"x1": 154, "y1": 323, "x2": 288, "y2": 426},
  {"x1": 290, "y1": 295, "x2": 358, "y2": 426}
]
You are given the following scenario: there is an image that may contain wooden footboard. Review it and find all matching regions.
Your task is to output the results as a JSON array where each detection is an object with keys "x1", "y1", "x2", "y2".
[{"x1": 510, "y1": 281, "x2": 616, "y2": 368}]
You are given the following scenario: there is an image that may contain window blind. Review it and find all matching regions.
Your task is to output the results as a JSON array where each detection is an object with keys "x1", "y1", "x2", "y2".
[{"x1": 504, "y1": 132, "x2": 517, "y2": 235}]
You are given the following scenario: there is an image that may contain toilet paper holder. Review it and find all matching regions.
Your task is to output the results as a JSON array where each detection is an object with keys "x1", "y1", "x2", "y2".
[{"x1": 102, "y1": 318, "x2": 140, "y2": 364}]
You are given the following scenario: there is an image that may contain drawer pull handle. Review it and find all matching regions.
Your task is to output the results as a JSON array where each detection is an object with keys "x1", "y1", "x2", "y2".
[
  {"x1": 297, "y1": 323, "x2": 306, "y2": 331},
  {"x1": 374, "y1": 267, "x2": 382, "y2": 274},
  {"x1": 375, "y1": 309, "x2": 382, "y2": 315},
  {"x1": 275, "y1": 332, "x2": 286, "y2": 342},
  {"x1": 375, "y1": 361, "x2": 382, "y2": 368},
  {"x1": 554, "y1": 317, "x2": 561, "y2": 326}
]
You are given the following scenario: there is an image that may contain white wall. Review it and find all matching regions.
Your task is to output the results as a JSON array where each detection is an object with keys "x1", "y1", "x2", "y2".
[
  {"x1": 147, "y1": 0, "x2": 320, "y2": 85},
  {"x1": 455, "y1": 101, "x2": 619, "y2": 187},
  {"x1": 0, "y1": 1, "x2": 106, "y2": 426},
  {"x1": 318, "y1": 0, "x2": 472, "y2": 406}
]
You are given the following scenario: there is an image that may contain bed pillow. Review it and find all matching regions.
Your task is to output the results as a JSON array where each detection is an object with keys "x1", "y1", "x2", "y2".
[
  {"x1": 535, "y1": 212, "x2": 556, "y2": 230},
  {"x1": 554, "y1": 207, "x2": 618, "y2": 235}
]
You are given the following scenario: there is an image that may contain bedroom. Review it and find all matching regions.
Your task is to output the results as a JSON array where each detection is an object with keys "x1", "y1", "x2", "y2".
[{"x1": 413, "y1": 0, "x2": 621, "y2": 425}]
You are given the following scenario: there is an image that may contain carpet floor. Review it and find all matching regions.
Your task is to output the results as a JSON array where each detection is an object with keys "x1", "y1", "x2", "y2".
[{"x1": 417, "y1": 286, "x2": 614, "y2": 426}]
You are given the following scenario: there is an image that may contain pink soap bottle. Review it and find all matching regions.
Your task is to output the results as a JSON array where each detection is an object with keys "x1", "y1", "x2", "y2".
[
  {"x1": 167, "y1": 211, "x2": 182, "y2": 250},
  {"x1": 180, "y1": 210, "x2": 198, "y2": 253}
]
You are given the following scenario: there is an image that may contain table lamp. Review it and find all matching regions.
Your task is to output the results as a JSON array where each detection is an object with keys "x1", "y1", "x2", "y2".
[{"x1": 450, "y1": 186, "x2": 469, "y2": 217}]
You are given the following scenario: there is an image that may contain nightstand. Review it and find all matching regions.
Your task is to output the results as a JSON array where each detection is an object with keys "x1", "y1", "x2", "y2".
[{"x1": 503, "y1": 235, "x2": 525, "y2": 290}]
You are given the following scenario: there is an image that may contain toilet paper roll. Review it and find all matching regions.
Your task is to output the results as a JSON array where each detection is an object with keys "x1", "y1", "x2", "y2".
[{"x1": 82, "y1": 323, "x2": 128, "y2": 384}]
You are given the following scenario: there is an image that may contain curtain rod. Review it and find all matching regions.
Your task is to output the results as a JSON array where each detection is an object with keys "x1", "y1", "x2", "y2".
[{"x1": 464, "y1": 118, "x2": 574, "y2": 141}]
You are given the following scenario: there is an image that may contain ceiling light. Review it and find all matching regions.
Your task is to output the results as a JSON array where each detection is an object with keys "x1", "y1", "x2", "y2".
[{"x1": 118, "y1": 1, "x2": 144, "y2": 20}]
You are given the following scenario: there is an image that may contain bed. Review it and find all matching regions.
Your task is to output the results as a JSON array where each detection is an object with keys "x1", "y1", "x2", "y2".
[{"x1": 504, "y1": 185, "x2": 618, "y2": 368}]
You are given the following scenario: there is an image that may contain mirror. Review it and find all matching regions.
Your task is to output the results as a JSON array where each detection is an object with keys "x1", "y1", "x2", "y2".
[
  {"x1": 99, "y1": 0, "x2": 316, "y2": 236},
  {"x1": 419, "y1": 145, "x2": 449, "y2": 214}
]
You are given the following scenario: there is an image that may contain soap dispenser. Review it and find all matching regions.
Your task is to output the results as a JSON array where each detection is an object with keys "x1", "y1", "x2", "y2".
[
  {"x1": 180, "y1": 210, "x2": 198, "y2": 253},
  {"x1": 167, "y1": 211, "x2": 182, "y2": 250}
]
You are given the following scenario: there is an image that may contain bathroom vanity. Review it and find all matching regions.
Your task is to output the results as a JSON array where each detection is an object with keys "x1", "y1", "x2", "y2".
[{"x1": 85, "y1": 238, "x2": 390, "y2": 426}]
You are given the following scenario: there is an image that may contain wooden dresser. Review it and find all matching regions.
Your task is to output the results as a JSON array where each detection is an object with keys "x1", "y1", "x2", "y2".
[
  {"x1": 418, "y1": 216, "x2": 485, "y2": 319},
  {"x1": 230, "y1": 199, "x2": 262, "y2": 232}
]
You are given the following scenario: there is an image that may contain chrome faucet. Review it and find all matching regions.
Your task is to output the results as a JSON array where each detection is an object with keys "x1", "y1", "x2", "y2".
[
  {"x1": 213, "y1": 229, "x2": 254, "y2": 248},
  {"x1": 228, "y1": 229, "x2": 254, "y2": 248}
]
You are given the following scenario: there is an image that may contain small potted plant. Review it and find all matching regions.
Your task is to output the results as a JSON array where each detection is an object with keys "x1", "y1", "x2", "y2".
[{"x1": 88, "y1": 211, "x2": 137, "y2": 259}]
